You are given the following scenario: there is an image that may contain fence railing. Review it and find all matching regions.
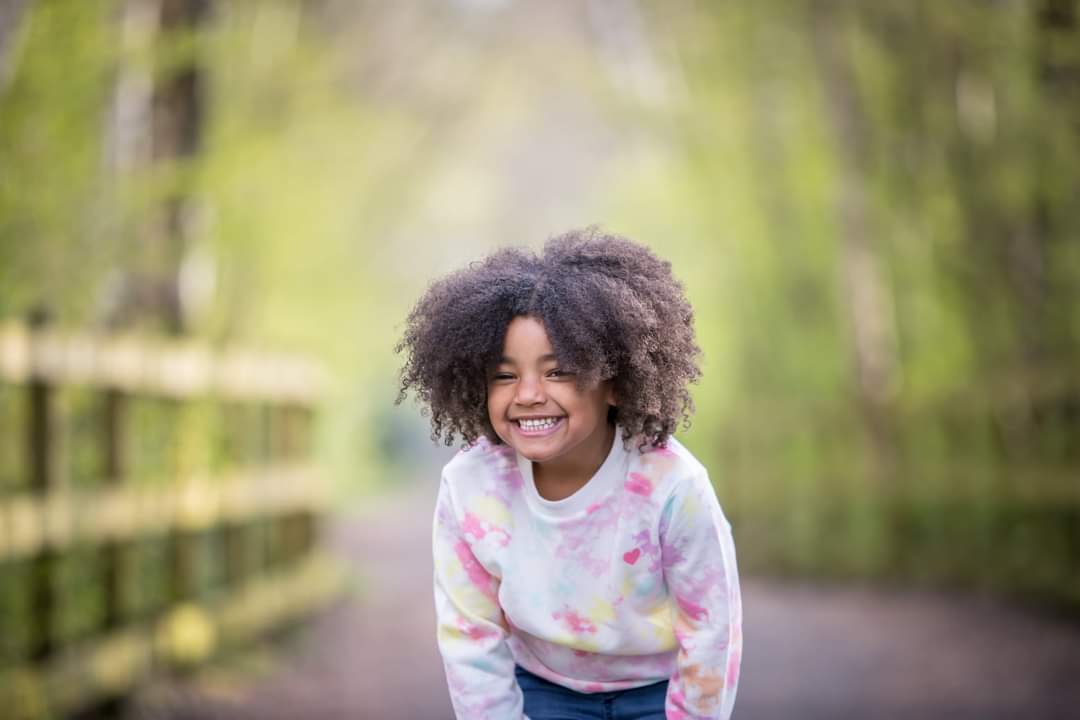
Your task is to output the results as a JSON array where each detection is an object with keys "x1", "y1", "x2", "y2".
[{"x1": 0, "y1": 322, "x2": 341, "y2": 718}]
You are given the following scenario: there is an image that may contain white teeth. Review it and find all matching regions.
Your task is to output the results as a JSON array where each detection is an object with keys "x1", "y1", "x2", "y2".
[{"x1": 518, "y1": 417, "x2": 559, "y2": 431}]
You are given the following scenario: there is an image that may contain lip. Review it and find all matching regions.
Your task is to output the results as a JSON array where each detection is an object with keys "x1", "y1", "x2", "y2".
[{"x1": 512, "y1": 416, "x2": 565, "y2": 438}]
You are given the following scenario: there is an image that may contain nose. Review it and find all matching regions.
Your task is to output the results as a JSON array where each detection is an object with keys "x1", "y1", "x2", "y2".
[{"x1": 514, "y1": 374, "x2": 546, "y2": 406}]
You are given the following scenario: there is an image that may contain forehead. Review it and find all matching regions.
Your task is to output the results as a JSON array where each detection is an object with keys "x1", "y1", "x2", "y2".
[{"x1": 498, "y1": 316, "x2": 555, "y2": 361}]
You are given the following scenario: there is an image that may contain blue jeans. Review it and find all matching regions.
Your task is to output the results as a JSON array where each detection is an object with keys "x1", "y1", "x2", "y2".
[{"x1": 515, "y1": 666, "x2": 668, "y2": 720}]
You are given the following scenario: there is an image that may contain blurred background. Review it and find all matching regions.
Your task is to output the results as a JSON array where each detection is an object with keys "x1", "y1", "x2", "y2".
[{"x1": 1, "y1": 0, "x2": 1079, "y2": 718}]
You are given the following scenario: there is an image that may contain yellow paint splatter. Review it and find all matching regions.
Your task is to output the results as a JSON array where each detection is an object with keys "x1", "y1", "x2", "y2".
[
  {"x1": 647, "y1": 604, "x2": 677, "y2": 649},
  {"x1": 474, "y1": 495, "x2": 511, "y2": 525},
  {"x1": 682, "y1": 491, "x2": 702, "y2": 522},
  {"x1": 587, "y1": 597, "x2": 616, "y2": 625}
]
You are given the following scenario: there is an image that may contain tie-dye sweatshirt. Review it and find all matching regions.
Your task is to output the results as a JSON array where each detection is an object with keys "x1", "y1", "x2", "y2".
[{"x1": 432, "y1": 431, "x2": 742, "y2": 719}]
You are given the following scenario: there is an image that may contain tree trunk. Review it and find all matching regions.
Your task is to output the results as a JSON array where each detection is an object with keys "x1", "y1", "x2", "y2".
[
  {"x1": 811, "y1": 1, "x2": 900, "y2": 480},
  {"x1": 0, "y1": 0, "x2": 29, "y2": 89}
]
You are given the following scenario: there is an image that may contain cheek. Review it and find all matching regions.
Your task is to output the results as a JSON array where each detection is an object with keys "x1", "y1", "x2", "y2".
[
  {"x1": 485, "y1": 398, "x2": 508, "y2": 442},
  {"x1": 486, "y1": 388, "x2": 507, "y2": 424},
  {"x1": 562, "y1": 388, "x2": 609, "y2": 426},
  {"x1": 586, "y1": 387, "x2": 614, "y2": 418}
]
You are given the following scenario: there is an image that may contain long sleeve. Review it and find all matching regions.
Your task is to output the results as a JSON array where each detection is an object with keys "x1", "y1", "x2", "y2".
[
  {"x1": 433, "y1": 473, "x2": 526, "y2": 719},
  {"x1": 660, "y1": 472, "x2": 742, "y2": 719}
]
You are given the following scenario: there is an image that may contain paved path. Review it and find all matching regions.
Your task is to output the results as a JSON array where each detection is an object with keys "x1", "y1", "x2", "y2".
[
  {"x1": 737, "y1": 580, "x2": 1080, "y2": 720},
  {"x1": 131, "y1": 483, "x2": 1080, "y2": 720}
]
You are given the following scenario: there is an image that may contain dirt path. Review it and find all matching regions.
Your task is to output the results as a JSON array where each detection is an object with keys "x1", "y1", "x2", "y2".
[{"x1": 131, "y1": 482, "x2": 1080, "y2": 720}]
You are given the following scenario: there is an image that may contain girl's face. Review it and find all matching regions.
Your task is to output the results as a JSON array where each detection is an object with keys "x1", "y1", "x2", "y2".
[{"x1": 487, "y1": 316, "x2": 615, "y2": 474}]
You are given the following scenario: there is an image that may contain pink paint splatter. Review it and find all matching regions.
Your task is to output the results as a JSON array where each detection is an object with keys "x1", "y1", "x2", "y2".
[
  {"x1": 645, "y1": 443, "x2": 677, "y2": 458},
  {"x1": 727, "y1": 647, "x2": 741, "y2": 688},
  {"x1": 552, "y1": 499, "x2": 618, "y2": 576},
  {"x1": 552, "y1": 606, "x2": 597, "y2": 635},
  {"x1": 490, "y1": 443, "x2": 524, "y2": 489},
  {"x1": 632, "y1": 529, "x2": 663, "y2": 571},
  {"x1": 461, "y1": 512, "x2": 486, "y2": 541},
  {"x1": 462, "y1": 510, "x2": 512, "y2": 547},
  {"x1": 661, "y1": 539, "x2": 686, "y2": 568},
  {"x1": 457, "y1": 617, "x2": 499, "y2": 641},
  {"x1": 677, "y1": 595, "x2": 710, "y2": 622},
  {"x1": 453, "y1": 540, "x2": 497, "y2": 602},
  {"x1": 666, "y1": 682, "x2": 690, "y2": 720},
  {"x1": 497, "y1": 465, "x2": 523, "y2": 490},
  {"x1": 625, "y1": 472, "x2": 654, "y2": 496}
]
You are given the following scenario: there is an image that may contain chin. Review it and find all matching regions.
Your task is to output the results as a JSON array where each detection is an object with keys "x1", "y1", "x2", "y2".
[{"x1": 514, "y1": 447, "x2": 553, "y2": 462}]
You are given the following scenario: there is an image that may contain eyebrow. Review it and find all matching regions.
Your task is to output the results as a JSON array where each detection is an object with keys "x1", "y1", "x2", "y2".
[{"x1": 496, "y1": 353, "x2": 559, "y2": 364}]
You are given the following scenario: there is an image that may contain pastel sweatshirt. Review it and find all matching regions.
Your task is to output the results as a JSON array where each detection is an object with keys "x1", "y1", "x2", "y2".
[{"x1": 432, "y1": 432, "x2": 742, "y2": 719}]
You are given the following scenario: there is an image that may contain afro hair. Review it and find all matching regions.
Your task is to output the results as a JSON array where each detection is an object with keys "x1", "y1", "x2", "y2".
[{"x1": 395, "y1": 227, "x2": 701, "y2": 448}]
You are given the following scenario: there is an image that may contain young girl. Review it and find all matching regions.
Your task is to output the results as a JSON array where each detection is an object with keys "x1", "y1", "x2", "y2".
[{"x1": 397, "y1": 228, "x2": 741, "y2": 720}]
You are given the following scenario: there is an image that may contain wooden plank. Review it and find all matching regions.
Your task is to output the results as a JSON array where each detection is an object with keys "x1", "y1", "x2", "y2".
[
  {"x1": 0, "y1": 464, "x2": 329, "y2": 561},
  {"x1": 0, "y1": 323, "x2": 30, "y2": 382},
  {"x1": 0, "y1": 552, "x2": 343, "y2": 718},
  {"x1": 0, "y1": 323, "x2": 325, "y2": 403},
  {"x1": 1, "y1": 495, "x2": 44, "y2": 559}
]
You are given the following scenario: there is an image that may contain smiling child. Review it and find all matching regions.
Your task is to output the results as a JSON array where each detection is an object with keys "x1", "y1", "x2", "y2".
[{"x1": 396, "y1": 228, "x2": 741, "y2": 720}]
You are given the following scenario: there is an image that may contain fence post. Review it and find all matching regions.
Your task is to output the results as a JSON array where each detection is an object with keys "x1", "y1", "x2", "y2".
[
  {"x1": 27, "y1": 318, "x2": 54, "y2": 661},
  {"x1": 102, "y1": 389, "x2": 127, "y2": 629},
  {"x1": 0, "y1": 319, "x2": 333, "y2": 714}
]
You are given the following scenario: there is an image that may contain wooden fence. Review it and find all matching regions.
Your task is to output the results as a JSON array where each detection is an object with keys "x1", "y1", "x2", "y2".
[{"x1": 0, "y1": 322, "x2": 340, "y2": 718}]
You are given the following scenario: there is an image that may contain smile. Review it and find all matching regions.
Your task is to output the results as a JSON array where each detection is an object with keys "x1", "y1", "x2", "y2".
[{"x1": 514, "y1": 417, "x2": 564, "y2": 436}]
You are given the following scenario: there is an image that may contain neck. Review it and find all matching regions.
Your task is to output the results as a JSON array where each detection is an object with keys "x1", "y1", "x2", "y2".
[{"x1": 533, "y1": 421, "x2": 616, "y2": 496}]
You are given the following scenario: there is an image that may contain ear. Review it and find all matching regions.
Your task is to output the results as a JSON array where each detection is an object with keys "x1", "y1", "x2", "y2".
[{"x1": 605, "y1": 381, "x2": 617, "y2": 406}]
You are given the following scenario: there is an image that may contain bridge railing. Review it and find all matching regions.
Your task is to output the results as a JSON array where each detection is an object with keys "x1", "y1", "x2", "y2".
[{"x1": 0, "y1": 322, "x2": 340, "y2": 718}]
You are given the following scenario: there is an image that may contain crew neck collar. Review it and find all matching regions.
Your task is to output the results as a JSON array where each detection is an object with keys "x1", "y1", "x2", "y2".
[{"x1": 516, "y1": 426, "x2": 629, "y2": 518}]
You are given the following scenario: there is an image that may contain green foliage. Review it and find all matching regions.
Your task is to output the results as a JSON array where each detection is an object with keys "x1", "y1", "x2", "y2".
[
  {"x1": 0, "y1": 0, "x2": 118, "y2": 322},
  {"x1": 0, "y1": 384, "x2": 23, "y2": 492},
  {"x1": 52, "y1": 546, "x2": 107, "y2": 643},
  {"x1": 2, "y1": 0, "x2": 1076, "y2": 610},
  {"x1": 56, "y1": 388, "x2": 108, "y2": 488},
  {"x1": 121, "y1": 536, "x2": 171, "y2": 619},
  {"x1": 0, "y1": 560, "x2": 34, "y2": 665},
  {"x1": 604, "y1": 0, "x2": 1080, "y2": 608},
  {"x1": 0, "y1": 0, "x2": 430, "y2": 494}
]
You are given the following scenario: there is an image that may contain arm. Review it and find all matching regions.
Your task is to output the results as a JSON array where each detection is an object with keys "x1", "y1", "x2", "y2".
[
  {"x1": 660, "y1": 472, "x2": 742, "y2": 720},
  {"x1": 433, "y1": 474, "x2": 526, "y2": 719}
]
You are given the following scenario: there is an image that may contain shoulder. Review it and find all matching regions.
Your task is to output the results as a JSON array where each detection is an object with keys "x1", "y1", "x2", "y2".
[
  {"x1": 629, "y1": 436, "x2": 727, "y2": 529},
  {"x1": 441, "y1": 435, "x2": 516, "y2": 478},
  {"x1": 440, "y1": 435, "x2": 522, "y2": 503},
  {"x1": 652, "y1": 435, "x2": 708, "y2": 477},
  {"x1": 628, "y1": 435, "x2": 710, "y2": 494},
  {"x1": 643, "y1": 438, "x2": 733, "y2": 538}
]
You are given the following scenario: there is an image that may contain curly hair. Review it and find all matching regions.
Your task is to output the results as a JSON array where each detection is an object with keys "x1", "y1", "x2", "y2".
[{"x1": 395, "y1": 228, "x2": 701, "y2": 449}]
